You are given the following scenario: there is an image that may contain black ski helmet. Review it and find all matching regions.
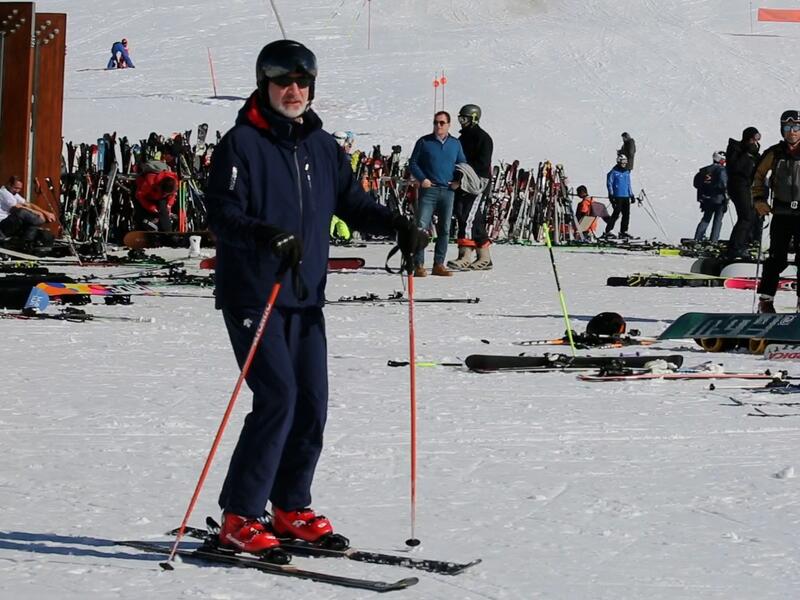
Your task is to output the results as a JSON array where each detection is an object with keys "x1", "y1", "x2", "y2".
[
  {"x1": 256, "y1": 40, "x2": 318, "y2": 102},
  {"x1": 586, "y1": 312, "x2": 627, "y2": 336},
  {"x1": 458, "y1": 104, "x2": 481, "y2": 125}
]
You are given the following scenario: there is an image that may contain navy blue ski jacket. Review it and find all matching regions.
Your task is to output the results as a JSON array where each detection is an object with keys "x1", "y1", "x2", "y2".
[{"x1": 204, "y1": 92, "x2": 394, "y2": 309}]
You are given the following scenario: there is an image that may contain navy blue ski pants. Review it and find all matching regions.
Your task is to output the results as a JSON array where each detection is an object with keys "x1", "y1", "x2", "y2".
[{"x1": 218, "y1": 306, "x2": 328, "y2": 517}]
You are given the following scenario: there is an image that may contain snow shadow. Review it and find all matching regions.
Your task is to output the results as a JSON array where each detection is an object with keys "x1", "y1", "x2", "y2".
[{"x1": 0, "y1": 530, "x2": 162, "y2": 562}]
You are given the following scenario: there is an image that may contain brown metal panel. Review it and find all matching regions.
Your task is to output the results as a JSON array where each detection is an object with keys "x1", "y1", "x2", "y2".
[
  {"x1": 0, "y1": 2, "x2": 35, "y2": 190},
  {"x1": 30, "y1": 12, "x2": 65, "y2": 229}
]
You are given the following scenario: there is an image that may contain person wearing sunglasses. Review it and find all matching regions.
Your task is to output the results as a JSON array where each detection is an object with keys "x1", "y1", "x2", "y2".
[
  {"x1": 725, "y1": 126, "x2": 761, "y2": 260},
  {"x1": 408, "y1": 111, "x2": 467, "y2": 276},
  {"x1": 203, "y1": 39, "x2": 429, "y2": 555},
  {"x1": 753, "y1": 110, "x2": 800, "y2": 313}
]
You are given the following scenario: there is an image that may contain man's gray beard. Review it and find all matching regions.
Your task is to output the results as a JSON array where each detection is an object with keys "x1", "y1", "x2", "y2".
[{"x1": 273, "y1": 100, "x2": 309, "y2": 120}]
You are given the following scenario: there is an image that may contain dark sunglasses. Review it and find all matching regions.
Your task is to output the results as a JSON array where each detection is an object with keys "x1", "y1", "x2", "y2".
[
  {"x1": 782, "y1": 123, "x2": 800, "y2": 134},
  {"x1": 271, "y1": 74, "x2": 314, "y2": 89},
  {"x1": 433, "y1": 119, "x2": 449, "y2": 125}
]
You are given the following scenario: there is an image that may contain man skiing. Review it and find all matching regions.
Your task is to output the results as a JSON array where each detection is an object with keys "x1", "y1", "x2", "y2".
[
  {"x1": 725, "y1": 126, "x2": 761, "y2": 259},
  {"x1": 754, "y1": 110, "x2": 800, "y2": 313},
  {"x1": 603, "y1": 154, "x2": 635, "y2": 239},
  {"x1": 203, "y1": 39, "x2": 428, "y2": 554},
  {"x1": 692, "y1": 151, "x2": 728, "y2": 243},
  {"x1": 408, "y1": 111, "x2": 466, "y2": 277},
  {"x1": 106, "y1": 38, "x2": 135, "y2": 69},
  {"x1": 447, "y1": 104, "x2": 494, "y2": 270}
]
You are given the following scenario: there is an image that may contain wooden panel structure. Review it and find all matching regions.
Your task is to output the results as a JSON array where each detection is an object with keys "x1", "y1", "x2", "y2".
[
  {"x1": 30, "y1": 12, "x2": 66, "y2": 227},
  {"x1": 0, "y1": 2, "x2": 34, "y2": 189}
]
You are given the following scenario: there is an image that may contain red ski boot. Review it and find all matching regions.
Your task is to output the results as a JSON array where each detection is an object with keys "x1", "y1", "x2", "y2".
[
  {"x1": 218, "y1": 513, "x2": 281, "y2": 554},
  {"x1": 272, "y1": 507, "x2": 349, "y2": 549}
]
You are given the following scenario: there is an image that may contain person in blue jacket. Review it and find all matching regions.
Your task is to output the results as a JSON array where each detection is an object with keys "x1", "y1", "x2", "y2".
[
  {"x1": 203, "y1": 39, "x2": 428, "y2": 555},
  {"x1": 604, "y1": 154, "x2": 635, "y2": 238},
  {"x1": 106, "y1": 38, "x2": 135, "y2": 69},
  {"x1": 408, "y1": 111, "x2": 467, "y2": 277}
]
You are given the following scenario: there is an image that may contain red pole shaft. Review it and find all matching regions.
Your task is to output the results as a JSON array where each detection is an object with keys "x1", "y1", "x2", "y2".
[
  {"x1": 163, "y1": 280, "x2": 283, "y2": 566},
  {"x1": 407, "y1": 272, "x2": 417, "y2": 540},
  {"x1": 207, "y1": 47, "x2": 218, "y2": 98}
]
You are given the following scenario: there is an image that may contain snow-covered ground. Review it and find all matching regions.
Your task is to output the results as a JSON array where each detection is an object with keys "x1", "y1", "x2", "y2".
[{"x1": 3, "y1": 0, "x2": 800, "y2": 598}]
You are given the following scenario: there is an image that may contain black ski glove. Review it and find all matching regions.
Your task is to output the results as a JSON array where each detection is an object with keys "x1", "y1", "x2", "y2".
[
  {"x1": 258, "y1": 224, "x2": 303, "y2": 274},
  {"x1": 393, "y1": 215, "x2": 430, "y2": 256}
]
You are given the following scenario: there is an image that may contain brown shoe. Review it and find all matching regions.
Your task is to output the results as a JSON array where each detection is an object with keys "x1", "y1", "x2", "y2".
[
  {"x1": 431, "y1": 263, "x2": 453, "y2": 277},
  {"x1": 413, "y1": 265, "x2": 428, "y2": 278}
]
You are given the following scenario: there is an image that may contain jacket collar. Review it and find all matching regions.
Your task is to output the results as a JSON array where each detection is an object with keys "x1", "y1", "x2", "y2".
[{"x1": 237, "y1": 91, "x2": 323, "y2": 142}]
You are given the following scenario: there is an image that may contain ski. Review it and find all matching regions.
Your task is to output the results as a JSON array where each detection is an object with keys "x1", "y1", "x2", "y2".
[
  {"x1": 578, "y1": 369, "x2": 783, "y2": 382},
  {"x1": 764, "y1": 344, "x2": 800, "y2": 361},
  {"x1": 118, "y1": 540, "x2": 418, "y2": 592},
  {"x1": 329, "y1": 292, "x2": 480, "y2": 305},
  {"x1": 724, "y1": 277, "x2": 796, "y2": 292},
  {"x1": 328, "y1": 257, "x2": 366, "y2": 270},
  {"x1": 168, "y1": 521, "x2": 480, "y2": 576},
  {"x1": 606, "y1": 273, "x2": 725, "y2": 288},
  {"x1": 513, "y1": 333, "x2": 656, "y2": 348},
  {"x1": 464, "y1": 353, "x2": 684, "y2": 373}
]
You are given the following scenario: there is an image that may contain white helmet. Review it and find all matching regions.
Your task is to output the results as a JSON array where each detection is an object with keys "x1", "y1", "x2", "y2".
[
  {"x1": 712, "y1": 150, "x2": 726, "y2": 164},
  {"x1": 332, "y1": 131, "x2": 348, "y2": 147}
]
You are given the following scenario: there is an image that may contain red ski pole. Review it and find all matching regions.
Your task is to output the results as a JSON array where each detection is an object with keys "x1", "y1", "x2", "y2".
[
  {"x1": 161, "y1": 279, "x2": 283, "y2": 569},
  {"x1": 405, "y1": 268, "x2": 421, "y2": 547}
]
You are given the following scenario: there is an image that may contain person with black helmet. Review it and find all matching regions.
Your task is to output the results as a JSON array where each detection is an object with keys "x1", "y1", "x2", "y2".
[
  {"x1": 447, "y1": 103, "x2": 494, "y2": 270},
  {"x1": 692, "y1": 151, "x2": 728, "y2": 243},
  {"x1": 618, "y1": 132, "x2": 636, "y2": 171},
  {"x1": 753, "y1": 110, "x2": 800, "y2": 313},
  {"x1": 603, "y1": 154, "x2": 635, "y2": 239},
  {"x1": 203, "y1": 39, "x2": 429, "y2": 554},
  {"x1": 725, "y1": 126, "x2": 761, "y2": 259}
]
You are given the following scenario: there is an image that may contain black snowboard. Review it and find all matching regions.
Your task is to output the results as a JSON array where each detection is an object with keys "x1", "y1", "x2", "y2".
[{"x1": 464, "y1": 353, "x2": 684, "y2": 373}]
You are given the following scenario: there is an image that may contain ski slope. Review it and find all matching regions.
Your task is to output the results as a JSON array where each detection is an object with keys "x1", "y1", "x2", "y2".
[{"x1": 2, "y1": 0, "x2": 800, "y2": 598}]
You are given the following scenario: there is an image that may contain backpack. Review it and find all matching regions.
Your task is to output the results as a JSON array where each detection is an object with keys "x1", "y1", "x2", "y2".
[{"x1": 693, "y1": 165, "x2": 721, "y2": 199}]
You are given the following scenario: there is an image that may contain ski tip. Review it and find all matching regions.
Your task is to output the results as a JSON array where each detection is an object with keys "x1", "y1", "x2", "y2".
[{"x1": 159, "y1": 561, "x2": 175, "y2": 571}]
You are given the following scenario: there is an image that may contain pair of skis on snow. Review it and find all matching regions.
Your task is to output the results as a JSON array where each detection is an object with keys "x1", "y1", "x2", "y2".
[{"x1": 117, "y1": 516, "x2": 480, "y2": 592}]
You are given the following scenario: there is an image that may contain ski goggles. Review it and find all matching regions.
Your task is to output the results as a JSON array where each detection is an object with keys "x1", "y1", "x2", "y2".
[
  {"x1": 782, "y1": 123, "x2": 800, "y2": 134},
  {"x1": 271, "y1": 74, "x2": 314, "y2": 89}
]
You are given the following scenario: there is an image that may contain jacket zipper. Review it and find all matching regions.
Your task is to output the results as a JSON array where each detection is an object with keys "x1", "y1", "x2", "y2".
[{"x1": 292, "y1": 147, "x2": 304, "y2": 223}]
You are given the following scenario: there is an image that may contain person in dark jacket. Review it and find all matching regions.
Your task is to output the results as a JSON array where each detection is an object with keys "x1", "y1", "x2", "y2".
[
  {"x1": 754, "y1": 111, "x2": 800, "y2": 313},
  {"x1": 603, "y1": 154, "x2": 635, "y2": 238},
  {"x1": 618, "y1": 132, "x2": 636, "y2": 171},
  {"x1": 408, "y1": 111, "x2": 466, "y2": 277},
  {"x1": 693, "y1": 151, "x2": 729, "y2": 242},
  {"x1": 203, "y1": 39, "x2": 428, "y2": 554},
  {"x1": 447, "y1": 103, "x2": 494, "y2": 270},
  {"x1": 725, "y1": 126, "x2": 761, "y2": 259},
  {"x1": 106, "y1": 38, "x2": 135, "y2": 69}
]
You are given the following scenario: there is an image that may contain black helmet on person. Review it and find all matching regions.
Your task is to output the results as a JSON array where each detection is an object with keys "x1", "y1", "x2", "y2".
[
  {"x1": 458, "y1": 104, "x2": 481, "y2": 126},
  {"x1": 256, "y1": 39, "x2": 318, "y2": 102}
]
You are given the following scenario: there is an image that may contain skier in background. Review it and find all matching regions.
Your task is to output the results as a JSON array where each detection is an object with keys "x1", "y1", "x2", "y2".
[
  {"x1": 725, "y1": 126, "x2": 761, "y2": 259},
  {"x1": 618, "y1": 132, "x2": 636, "y2": 171},
  {"x1": 447, "y1": 103, "x2": 494, "y2": 270},
  {"x1": 603, "y1": 154, "x2": 635, "y2": 239},
  {"x1": 753, "y1": 110, "x2": 800, "y2": 313},
  {"x1": 692, "y1": 151, "x2": 728, "y2": 243},
  {"x1": 330, "y1": 131, "x2": 354, "y2": 242},
  {"x1": 203, "y1": 39, "x2": 428, "y2": 554},
  {"x1": 106, "y1": 38, "x2": 135, "y2": 69}
]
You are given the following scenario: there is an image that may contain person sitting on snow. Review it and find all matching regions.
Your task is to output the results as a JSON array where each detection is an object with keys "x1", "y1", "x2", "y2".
[
  {"x1": 0, "y1": 175, "x2": 57, "y2": 251},
  {"x1": 107, "y1": 38, "x2": 135, "y2": 69}
]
